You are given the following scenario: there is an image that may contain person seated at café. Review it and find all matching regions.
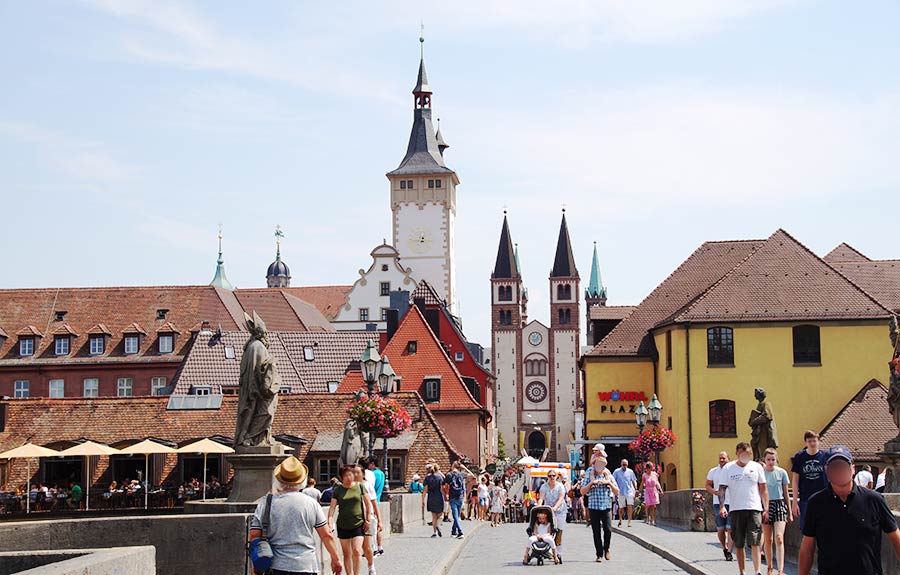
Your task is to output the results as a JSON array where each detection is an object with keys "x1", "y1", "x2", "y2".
[{"x1": 68, "y1": 480, "x2": 83, "y2": 509}]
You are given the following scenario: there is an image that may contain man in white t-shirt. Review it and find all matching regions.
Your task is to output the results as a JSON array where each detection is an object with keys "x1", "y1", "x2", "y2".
[
  {"x1": 854, "y1": 464, "x2": 874, "y2": 489},
  {"x1": 705, "y1": 451, "x2": 734, "y2": 561},
  {"x1": 718, "y1": 442, "x2": 768, "y2": 575}
]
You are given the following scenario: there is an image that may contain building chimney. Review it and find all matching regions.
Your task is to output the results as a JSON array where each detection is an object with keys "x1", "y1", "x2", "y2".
[{"x1": 386, "y1": 309, "x2": 400, "y2": 342}]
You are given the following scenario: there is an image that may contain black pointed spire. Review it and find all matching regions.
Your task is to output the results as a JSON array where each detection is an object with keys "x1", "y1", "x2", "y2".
[
  {"x1": 550, "y1": 211, "x2": 578, "y2": 278},
  {"x1": 435, "y1": 118, "x2": 448, "y2": 156},
  {"x1": 492, "y1": 213, "x2": 520, "y2": 279},
  {"x1": 387, "y1": 39, "x2": 454, "y2": 177}
]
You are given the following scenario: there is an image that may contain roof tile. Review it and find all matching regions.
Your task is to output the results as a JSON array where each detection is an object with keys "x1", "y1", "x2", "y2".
[{"x1": 819, "y1": 379, "x2": 894, "y2": 461}]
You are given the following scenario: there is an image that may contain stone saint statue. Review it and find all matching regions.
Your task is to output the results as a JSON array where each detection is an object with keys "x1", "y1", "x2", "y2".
[
  {"x1": 339, "y1": 418, "x2": 369, "y2": 468},
  {"x1": 748, "y1": 387, "x2": 778, "y2": 461},
  {"x1": 234, "y1": 311, "x2": 281, "y2": 448},
  {"x1": 887, "y1": 317, "x2": 900, "y2": 433}
]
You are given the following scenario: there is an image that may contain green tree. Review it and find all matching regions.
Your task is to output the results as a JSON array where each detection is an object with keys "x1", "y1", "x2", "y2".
[{"x1": 497, "y1": 432, "x2": 507, "y2": 459}]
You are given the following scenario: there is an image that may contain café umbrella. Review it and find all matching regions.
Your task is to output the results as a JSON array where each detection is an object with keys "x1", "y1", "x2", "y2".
[
  {"x1": 0, "y1": 442, "x2": 60, "y2": 513},
  {"x1": 176, "y1": 438, "x2": 234, "y2": 499},
  {"x1": 57, "y1": 441, "x2": 120, "y2": 511},
  {"x1": 517, "y1": 455, "x2": 539, "y2": 467},
  {"x1": 119, "y1": 439, "x2": 176, "y2": 509}
]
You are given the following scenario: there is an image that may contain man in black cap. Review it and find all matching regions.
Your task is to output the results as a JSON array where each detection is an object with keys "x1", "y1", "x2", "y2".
[{"x1": 799, "y1": 446, "x2": 900, "y2": 575}]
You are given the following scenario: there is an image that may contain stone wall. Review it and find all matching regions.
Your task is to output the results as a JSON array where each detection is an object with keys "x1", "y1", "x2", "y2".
[
  {"x1": 655, "y1": 488, "x2": 715, "y2": 532},
  {"x1": 0, "y1": 547, "x2": 155, "y2": 575},
  {"x1": 0, "y1": 514, "x2": 248, "y2": 575}
]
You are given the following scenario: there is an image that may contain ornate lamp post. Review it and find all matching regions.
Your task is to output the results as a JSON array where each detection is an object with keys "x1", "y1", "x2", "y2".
[
  {"x1": 377, "y1": 356, "x2": 397, "y2": 489},
  {"x1": 647, "y1": 394, "x2": 664, "y2": 469},
  {"x1": 635, "y1": 401, "x2": 649, "y2": 434},
  {"x1": 359, "y1": 340, "x2": 381, "y2": 456}
]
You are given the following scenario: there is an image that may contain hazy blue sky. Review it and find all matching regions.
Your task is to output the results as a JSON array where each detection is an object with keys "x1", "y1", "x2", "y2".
[{"x1": 1, "y1": 1, "x2": 898, "y2": 344}]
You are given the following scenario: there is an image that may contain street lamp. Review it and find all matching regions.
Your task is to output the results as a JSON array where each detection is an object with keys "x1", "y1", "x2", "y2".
[
  {"x1": 377, "y1": 355, "x2": 396, "y2": 489},
  {"x1": 360, "y1": 340, "x2": 382, "y2": 397},
  {"x1": 635, "y1": 401, "x2": 649, "y2": 433},
  {"x1": 648, "y1": 394, "x2": 663, "y2": 426}
]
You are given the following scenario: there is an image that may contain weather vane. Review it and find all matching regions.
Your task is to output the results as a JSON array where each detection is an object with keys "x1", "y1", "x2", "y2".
[
  {"x1": 275, "y1": 224, "x2": 284, "y2": 247},
  {"x1": 420, "y1": 22, "x2": 425, "y2": 58}
]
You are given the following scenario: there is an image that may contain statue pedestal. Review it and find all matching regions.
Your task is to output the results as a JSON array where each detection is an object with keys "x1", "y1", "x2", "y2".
[
  {"x1": 881, "y1": 437, "x2": 900, "y2": 493},
  {"x1": 185, "y1": 443, "x2": 288, "y2": 514}
]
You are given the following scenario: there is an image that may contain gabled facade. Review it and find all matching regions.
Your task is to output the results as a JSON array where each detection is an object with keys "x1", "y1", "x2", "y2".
[
  {"x1": 332, "y1": 244, "x2": 419, "y2": 331},
  {"x1": 491, "y1": 213, "x2": 581, "y2": 461},
  {"x1": 582, "y1": 229, "x2": 894, "y2": 491},
  {"x1": 339, "y1": 305, "x2": 490, "y2": 466}
]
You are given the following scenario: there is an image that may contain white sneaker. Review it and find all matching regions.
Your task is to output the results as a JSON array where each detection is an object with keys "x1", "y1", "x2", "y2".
[{"x1": 368, "y1": 567, "x2": 376, "y2": 575}]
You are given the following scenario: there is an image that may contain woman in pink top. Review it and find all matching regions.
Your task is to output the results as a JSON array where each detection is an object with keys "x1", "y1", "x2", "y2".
[{"x1": 640, "y1": 462, "x2": 663, "y2": 526}]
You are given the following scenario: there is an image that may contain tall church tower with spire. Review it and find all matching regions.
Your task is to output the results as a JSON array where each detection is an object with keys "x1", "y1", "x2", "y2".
[
  {"x1": 387, "y1": 38, "x2": 459, "y2": 315},
  {"x1": 490, "y1": 211, "x2": 581, "y2": 461}
]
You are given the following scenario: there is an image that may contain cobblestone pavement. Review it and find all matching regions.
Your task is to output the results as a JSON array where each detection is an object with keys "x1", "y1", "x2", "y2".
[
  {"x1": 448, "y1": 520, "x2": 691, "y2": 574},
  {"x1": 374, "y1": 519, "x2": 485, "y2": 575},
  {"x1": 615, "y1": 521, "x2": 805, "y2": 575}
]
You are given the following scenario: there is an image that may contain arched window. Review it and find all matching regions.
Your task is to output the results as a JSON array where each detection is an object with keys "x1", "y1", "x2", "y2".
[
  {"x1": 564, "y1": 309, "x2": 571, "y2": 324},
  {"x1": 709, "y1": 399, "x2": 736, "y2": 437},
  {"x1": 793, "y1": 325, "x2": 821, "y2": 364},
  {"x1": 499, "y1": 285, "x2": 512, "y2": 302},
  {"x1": 558, "y1": 309, "x2": 565, "y2": 324},
  {"x1": 527, "y1": 431, "x2": 546, "y2": 458},
  {"x1": 564, "y1": 285, "x2": 571, "y2": 300},
  {"x1": 557, "y1": 284, "x2": 565, "y2": 300},
  {"x1": 707, "y1": 327, "x2": 734, "y2": 365}
]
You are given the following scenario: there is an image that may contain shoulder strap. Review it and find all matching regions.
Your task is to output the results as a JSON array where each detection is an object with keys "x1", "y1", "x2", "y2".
[{"x1": 262, "y1": 494, "x2": 273, "y2": 540}]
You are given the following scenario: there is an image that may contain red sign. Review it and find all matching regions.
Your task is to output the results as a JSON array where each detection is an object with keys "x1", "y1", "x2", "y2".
[{"x1": 597, "y1": 390, "x2": 648, "y2": 402}]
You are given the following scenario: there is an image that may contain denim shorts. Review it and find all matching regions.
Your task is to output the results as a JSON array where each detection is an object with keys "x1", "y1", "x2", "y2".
[{"x1": 713, "y1": 503, "x2": 731, "y2": 529}]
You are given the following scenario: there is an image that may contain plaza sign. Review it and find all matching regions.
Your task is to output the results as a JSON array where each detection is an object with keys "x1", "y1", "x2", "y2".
[{"x1": 597, "y1": 390, "x2": 650, "y2": 414}]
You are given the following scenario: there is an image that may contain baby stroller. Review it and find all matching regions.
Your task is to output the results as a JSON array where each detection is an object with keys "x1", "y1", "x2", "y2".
[{"x1": 524, "y1": 505, "x2": 558, "y2": 566}]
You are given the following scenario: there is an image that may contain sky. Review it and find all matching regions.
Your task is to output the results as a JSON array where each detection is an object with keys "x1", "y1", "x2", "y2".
[{"x1": 1, "y1": 0, "x2": 899, "y2": 345}]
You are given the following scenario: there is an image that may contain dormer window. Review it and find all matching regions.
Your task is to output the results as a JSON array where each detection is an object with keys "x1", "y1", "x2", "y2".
[
  {"x1": 303, "y1": 346, "x2": 314, "y2": 361},
  {"x1": 423, "y1": 376, "x2": 441, "y2": 402},
  {"x1": 19, "y1": 337, "x2": 34, "y2": 356},
  {"x1": 124, "y1": 335, "x2": 139, "y2": 355},
  {"x1": 89, "y1": 335, "x2": 105, "y2": 355},
  {"x1": 159, "y1": 334, "x2": 174, "y2": 354},
  {"x1": 54, "y1": 311, "x2": 67, "y2": 322},
  {"x1": 407, "y1": 340, "x2": 418, "y2": 355},
  {"x1": 192, "y1": 385, "x2": 212, "y2": 396},
  {"x1": 54, "y1": 336, "x2": 70, "y2": 356},
  {"x1": 156, "y1": 309, "x2": 169, "y2": 320}
]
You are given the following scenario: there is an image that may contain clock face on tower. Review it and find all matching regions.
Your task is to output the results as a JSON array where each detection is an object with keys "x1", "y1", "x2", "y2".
[
  {"x1": 407, "y1": 227, "x2": 433, "y2": 254},
  {"x1": 528, "y1": 332, "x2": 543, "y2": 346}
]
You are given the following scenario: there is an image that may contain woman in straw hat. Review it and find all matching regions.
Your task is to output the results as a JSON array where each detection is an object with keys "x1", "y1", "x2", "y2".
[{"x1": 249, "y1": 456, "x2": 342, "y2": 575}]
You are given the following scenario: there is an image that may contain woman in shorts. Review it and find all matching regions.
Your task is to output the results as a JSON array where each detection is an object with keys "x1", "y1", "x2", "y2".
[
  {"x1": 328, "y1": 464, "x2": 372, "y2": 575},
  {"x1": 762, "y1": 448, "x2": 792, "y2": 575}
]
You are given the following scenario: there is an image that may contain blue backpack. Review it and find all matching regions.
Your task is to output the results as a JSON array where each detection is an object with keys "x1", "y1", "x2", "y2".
[{"x1": 249, "y1": 494, "x2": 274, "y2": 572}]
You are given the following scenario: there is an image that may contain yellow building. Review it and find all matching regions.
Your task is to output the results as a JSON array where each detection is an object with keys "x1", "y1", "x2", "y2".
[{"x1": 582, "y1": 230, "x2": 897, "y2": 490}]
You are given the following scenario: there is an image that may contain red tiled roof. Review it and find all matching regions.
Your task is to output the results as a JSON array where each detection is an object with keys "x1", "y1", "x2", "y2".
[
  {"x1": 337, "y1": 306, "x2": 481, "y2": 411},
  {"x1": 275, "y1": 286, "x2": 351, "y2": 321},
  {"x1": 587, "y1": 239, "x2": 765, "y2": 357},
  {"x1": 589, "y1": 305, "x2": 635, "y2": 321},
  {"x1": 819, "y1": 379, "x2": 894, "y2": 462},
  {"x1": 0, "y1": 286, "x2": 243, "y2": 365},
  {"x1": 51, "y1": 323, "x2": 79, "y2": 337},
  {"x1": 670, "y1": 229, "x2": 891, "y2": 323},
  {"x1": 829, "y1": 260, "x2": 900, "y2": 312},
  {"x1": 16, "y1": 325, "x2": 44, "y2": 337},
  {"x1": 173, "y1": 330, "x2": 371, "y2": 394},
  {"x1": 88, "y1": 323, "x2": 113, "y2": 336},
  {"x1": 0, "y1": 392, "x2": 462, "y2": 485},
  {"x1": 823, "y1": 242, "x2": 870, "y2": 263},
  {"x1": 233, "y1": 289, "x2": 333, "y2": 332},
  {"x1": 121, "y1": 322, "x2": 148, "y2": 335}
]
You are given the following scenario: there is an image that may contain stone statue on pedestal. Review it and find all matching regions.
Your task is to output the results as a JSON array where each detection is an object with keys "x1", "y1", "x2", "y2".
[
  {"x1": 887, "y1": 317, "x2": 900, "y2": 434},
  {"x1": 339, "y1": 418, "x2": 369, "y2": 468},
  {"x1": 748, "y1": 387, "x2": 778, "y2": 461},
  {"x1": 234, "y1": 311, "x2": 281, "y2": 448}
]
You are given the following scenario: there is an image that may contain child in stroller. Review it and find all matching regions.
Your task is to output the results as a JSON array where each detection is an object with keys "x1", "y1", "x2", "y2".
[{"x1": 523, "y1": 505, "x2": 559, "y2": 565}]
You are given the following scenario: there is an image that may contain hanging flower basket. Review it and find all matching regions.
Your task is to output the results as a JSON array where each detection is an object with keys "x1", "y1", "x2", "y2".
[
  {"x1": 628, "y1": 426, "x2": 676, "y2": 459},
  {"x1": 348, "y1": 396, "x2": 412, "y2": 438}
]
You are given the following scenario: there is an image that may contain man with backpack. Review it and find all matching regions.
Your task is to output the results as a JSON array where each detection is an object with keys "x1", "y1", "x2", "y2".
[{"x1": 444, "y1": 460, "x2": 473, "y2": 539}]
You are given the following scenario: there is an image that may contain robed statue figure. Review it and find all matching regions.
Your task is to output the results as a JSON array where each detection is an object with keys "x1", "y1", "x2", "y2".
[
  {"x1": 234, "y1": 311, "x2": 281, "y2": 447},
  {"x1": 748, "y1": 387, "x2": 778, "y2": 461}
]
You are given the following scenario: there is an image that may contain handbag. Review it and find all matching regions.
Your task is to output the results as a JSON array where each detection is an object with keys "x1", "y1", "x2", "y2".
[{"x1": 249, "y1": 494, "x2": 274, "y2": 573}]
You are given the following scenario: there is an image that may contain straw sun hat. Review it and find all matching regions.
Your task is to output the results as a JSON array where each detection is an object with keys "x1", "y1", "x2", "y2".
[{"x1": 274, "y1": 456, "x2": 309, "y2": 486}]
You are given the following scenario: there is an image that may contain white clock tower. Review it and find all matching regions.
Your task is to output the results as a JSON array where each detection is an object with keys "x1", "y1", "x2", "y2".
[{"x1": 387, "y1": 38, "x2": 459, "y2": 315}]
